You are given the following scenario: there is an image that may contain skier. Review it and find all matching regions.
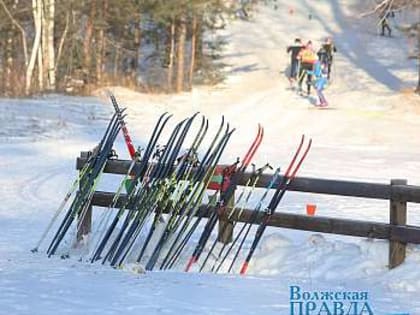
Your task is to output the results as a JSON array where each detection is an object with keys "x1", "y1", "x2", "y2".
[
  {"x1": 306, "y1": 60, "x2": 329, "y2": 107},
  {"x1": 297, "y1": 40, "x2": 317, "y2": 95},
  {"x1": 379, "y1": 10, "x2": 394, "y2": 37},
  {"x1": 317, "y1": 37, "x2": 337, "y2": 80},
  {"x1": 286, "y1": 38, "x2": 304, "y2": 82}
]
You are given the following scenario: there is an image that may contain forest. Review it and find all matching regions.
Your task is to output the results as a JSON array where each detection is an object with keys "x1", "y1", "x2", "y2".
[{"x1": 0, "y1": 0, "x2": 252, "y2": 96}]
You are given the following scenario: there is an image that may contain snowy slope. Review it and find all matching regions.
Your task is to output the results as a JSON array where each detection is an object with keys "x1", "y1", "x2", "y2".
[{"x1": 1, "y1": 0, "x2": 420, "y2": 314}]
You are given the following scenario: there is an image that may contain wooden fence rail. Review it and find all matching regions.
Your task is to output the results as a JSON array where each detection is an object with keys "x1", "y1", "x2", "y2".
[
  {"x1": 76, "y1": 153, "x2": 420, "y2": 269},
  {"x1": 76, "y1": 157, "x2": 420, "y2": 202}
]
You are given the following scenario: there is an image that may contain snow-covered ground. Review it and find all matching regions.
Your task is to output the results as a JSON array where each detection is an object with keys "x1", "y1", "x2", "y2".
[{"x1": 1, "y1": 0, "x2": 420, "y2": 314}]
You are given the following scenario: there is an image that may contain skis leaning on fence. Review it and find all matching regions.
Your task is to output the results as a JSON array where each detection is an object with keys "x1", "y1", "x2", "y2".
[
  {"x1": 37, "y1": 95, "x2": 314, "y2": 278},
  {"x1": 239, "y1": 135, "x2": 312, "y2": 275}
]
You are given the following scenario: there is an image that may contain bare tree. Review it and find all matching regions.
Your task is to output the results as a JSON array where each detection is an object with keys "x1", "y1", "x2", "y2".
[
  {"x1": 83, "y1": 0, "x2": 96, "y2": 81},
  {"x1": 362, "y1": 0, "x2": 420, "y2": 94},
  {"x1": 26, "y1": 0, "x2": 43, "y2": 94},
  {"x1": 96, "y1": 0, "x2": 108, "y2": 84},
  {"x1": 362, "y1": 0, "x2": 419, "y2": 17},
  {"x1": 44, "y1": 0, "x2": 56, "y2": 90},
  {"x1": 167, "y1": 19, "x2": 176, "y2": 91},
  {"x1": 0, "y1": 0, "x2": 28, "y2": 67},
  {"x1": 401, "y1": 22, "x2": 420, "y2": 93},
  {"x1": 188, "y1": 14, "x2": 198, "y2": 90},
  {"x1": 176, "y1": 15, "x2": 187, "y2": 93}
]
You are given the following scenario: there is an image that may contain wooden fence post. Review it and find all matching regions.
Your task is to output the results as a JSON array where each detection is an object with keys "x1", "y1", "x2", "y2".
[
  {"x1": 76, "y1": 151, "x2": 92, "y2": 244},
  {"x1": 218, "y1": 192, "x2": 234, "y2": 244},
  {"x1": 77, "y1": 203, "x2": 92, "y2": 243},
  {"x1": 389, "y1": 179, "x2": 407, "y2": 269}
]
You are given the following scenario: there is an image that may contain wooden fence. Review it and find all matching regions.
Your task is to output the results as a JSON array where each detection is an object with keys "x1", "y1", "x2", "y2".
[{"x1": 76, "y1": 152, "x2": 420, "y2": 269}]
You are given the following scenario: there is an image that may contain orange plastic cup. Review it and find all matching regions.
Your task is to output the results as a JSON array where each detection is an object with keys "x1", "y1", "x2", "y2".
[{"x1": 306, "y1": 204, "x2": 317, "y2": 216}]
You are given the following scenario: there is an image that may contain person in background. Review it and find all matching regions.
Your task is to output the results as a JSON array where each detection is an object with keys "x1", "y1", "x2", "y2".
[
  {"x1": 307, "y1": 60, "x2": 329, "y2": 107},
  {"x1": 297, "y1": 40, "x2": 317, "y2": 95},
  {"x1": 380, "y1": 10, "x2": 394, "y2": 37},
  {"x1": 286, "y1": 38, "x2": 304, "y2": 82},
  {"x1": 318, "y1": 37, "x2": 337, "y2": 80}
]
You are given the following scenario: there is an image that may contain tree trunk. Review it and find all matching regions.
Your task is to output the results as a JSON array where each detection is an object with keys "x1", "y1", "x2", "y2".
[
  {"x1": 37, "y1": 0, "x2": 44, "y2": 91},
  {"x1": 416, "y1": 61, "x2": 420, "y2": 94},
  {"x1": 3, "y1": 0, "x2": 20, "y2": 95},
  {"x1": 194, "y1": 17, "x2": 203, "y2": 71},
  {"x1": 416, "y1": 30, "x2": 420, "y2": 94},
  {"x1": 0, "y1": 37, "x2": 3, "y2": 92},
  {"x1": 188, "y1": 15, "x2": 198, "y2": 90},
  {"x1": 133, "y1": 14, "x2": 141, "y2": 83},
  {"x1": 55, "y1": 10, "x2": 69, "y2": 73},
  {"x1": 167, "y1": 20, "x2": 175, "y2": 91},
  {"x1": 0, "y1": 0, "x2": 28, "y2": 68},
  {"x1": 41, "y1": 0, "x2": 48, "y2": 88},
  {"x1": 96, "y1": 29, "x2": 104, "y2": 83},
  {"x1": 26, "y1": 0, "x2": 43, "y2": 95},
  {"x1": 83, "y1": 0, "x2": 96, "y2": 78},
  {"x1": 5, "y1": 27, "x2": 14, "y2": 95},
  {"x1": 37, "y1": 39, "x2": 44, "y2": 91},
  {"x1": 46, "y1": 0, "x2": 56, "y2": 90},
  {"x1": 96, "y1": 0, "x2": 107, "y2": 84},
  {"x1": 113, "y1": 46, "x2": 120, "y2": 78},
  {"x1": 175, "y1": 16, "x2": 186, "y2": 93}
]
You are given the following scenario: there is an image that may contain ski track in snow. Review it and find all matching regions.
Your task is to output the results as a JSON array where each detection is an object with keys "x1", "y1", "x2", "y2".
[
  {"x1": 18, "y1": 166, "x2": 65, "y2": 206},
  {"x1": 1, "y1": 0, "x2": 420, "y2": 314}
]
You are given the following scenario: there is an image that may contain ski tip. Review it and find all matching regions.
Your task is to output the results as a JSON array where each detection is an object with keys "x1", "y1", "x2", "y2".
[
  {"x1": 239, "y1": 262, "x2": 249, "y2": 275},
  {"x1": 179, "y1": 117, "x2": 188, "y2": 125},
  {"x1": 225, "y1": 122, "x2": 230, "y2": 133},
  {"x1": 298, "y1": 134, "x2": 305, "y2": 143},
  {"x1": 257, "y1": 123, "x2": 263, "y2": 134},
  {"x1": 105, "y1": 89, "x2": 114, "y2": 98},
  {"x1": 185, "y1": 256, "x2": 196, "y2": 272},
  {"x1": 191, "y1": 111, "x2": 200, "y2": 119}
]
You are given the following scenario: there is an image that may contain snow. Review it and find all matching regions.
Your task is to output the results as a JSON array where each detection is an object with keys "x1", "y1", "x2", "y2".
[{"x1": 1, "y1": 0, "x2": 420, "y2": 314}]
